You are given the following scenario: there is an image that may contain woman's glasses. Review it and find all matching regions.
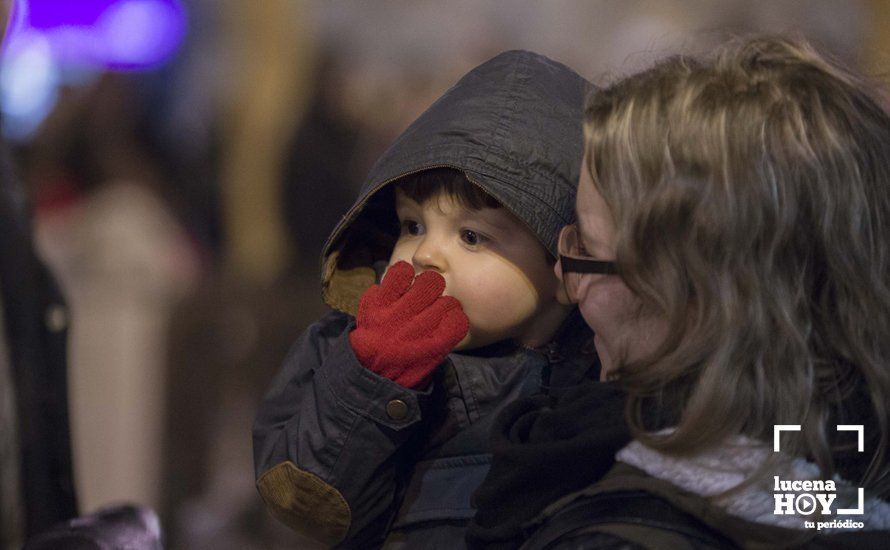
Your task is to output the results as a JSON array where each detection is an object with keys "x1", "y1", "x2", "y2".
[{"x1": 557, "y1": 224, "x2": 617, "y2": 302}]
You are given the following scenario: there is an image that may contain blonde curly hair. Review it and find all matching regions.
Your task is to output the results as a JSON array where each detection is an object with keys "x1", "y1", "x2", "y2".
[{"x1": 585, "y1": 36, "x2": 890, "y2": 493}]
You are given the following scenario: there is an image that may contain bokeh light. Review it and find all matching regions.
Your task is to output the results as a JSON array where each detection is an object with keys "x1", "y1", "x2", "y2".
[{"x1": 1, "y1": 0, "x2": 187, "y2": 139}]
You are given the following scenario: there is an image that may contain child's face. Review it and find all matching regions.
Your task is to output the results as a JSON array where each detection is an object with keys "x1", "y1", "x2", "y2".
[{"x1": 389, "y1": 189, "x2": 561, "y2": 350}]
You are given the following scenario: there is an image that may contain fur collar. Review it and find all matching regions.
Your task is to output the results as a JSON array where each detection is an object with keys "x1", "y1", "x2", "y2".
[{"x1": 617, "y1": 436, "x2": 890, "y2": 532}]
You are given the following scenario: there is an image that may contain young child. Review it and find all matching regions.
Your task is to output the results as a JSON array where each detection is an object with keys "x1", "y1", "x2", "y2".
[{"x1": 253, "y1": 50, "x2": 597, "y2": 548}]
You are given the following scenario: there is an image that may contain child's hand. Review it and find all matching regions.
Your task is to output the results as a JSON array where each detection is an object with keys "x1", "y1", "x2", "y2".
[{"x1": 349, "y1": 261, "x2": 469, "y2": 388}]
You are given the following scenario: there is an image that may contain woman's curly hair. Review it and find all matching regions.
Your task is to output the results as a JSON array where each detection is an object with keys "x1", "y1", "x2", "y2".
[{"x1": 585, "y1": 36, "x2": 890, "y2": 494}]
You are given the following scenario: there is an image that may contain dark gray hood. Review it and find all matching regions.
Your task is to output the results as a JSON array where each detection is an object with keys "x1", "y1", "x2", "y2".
[{"x1": 321, "y1": 50, "x2": 591, "y2": 313}]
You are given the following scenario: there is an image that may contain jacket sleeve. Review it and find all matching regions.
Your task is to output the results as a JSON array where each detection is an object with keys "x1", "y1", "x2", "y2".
[{"x1": 252, "y1": 310, "x2": 435, "y2": 547}]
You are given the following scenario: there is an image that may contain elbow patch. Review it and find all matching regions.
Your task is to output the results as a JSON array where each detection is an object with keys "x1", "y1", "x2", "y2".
[{"x1": 257, "y1": 461, "x2": 351, "y2": 545}]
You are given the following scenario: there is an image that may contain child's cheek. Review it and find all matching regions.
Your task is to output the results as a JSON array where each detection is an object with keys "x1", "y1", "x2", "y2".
[
  {"x1": 453, "y1": 273, "x2": 539, "y2": 349},
  {"x1": 387, "y1": 241, "x2": 414, "y2": 267},
  {"x1": 453, "y1": 331, "x2": 472, "y2": 351}
]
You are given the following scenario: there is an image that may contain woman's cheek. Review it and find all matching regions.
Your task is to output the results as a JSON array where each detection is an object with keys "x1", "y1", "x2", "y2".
[{"x1": 576, "y1": 296, "x2": 599, "y2": 333}]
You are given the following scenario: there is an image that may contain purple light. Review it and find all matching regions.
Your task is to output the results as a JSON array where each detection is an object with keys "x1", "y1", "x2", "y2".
[
  {"x1": 6, "y1": 0, "x2": 187, "y2": 70},
  {"x1": 27, "y1": 0, "x2": 115, "y2": 29}
]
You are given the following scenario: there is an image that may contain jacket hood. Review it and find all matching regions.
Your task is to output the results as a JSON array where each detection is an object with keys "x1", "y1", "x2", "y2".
[{"x1": 321, "y1": 50, "x2": 592, "y2": 313}]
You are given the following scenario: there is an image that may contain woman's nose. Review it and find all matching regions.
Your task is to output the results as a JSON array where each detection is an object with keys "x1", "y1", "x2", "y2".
[{"x1": 412, "y1": 236, "x2": 447, "y2": 273}]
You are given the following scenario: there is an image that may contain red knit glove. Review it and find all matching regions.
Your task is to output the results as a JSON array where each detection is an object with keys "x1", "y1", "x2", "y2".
[{"x1": 349, "y1": 261, "x2": 469, "y2": 388}]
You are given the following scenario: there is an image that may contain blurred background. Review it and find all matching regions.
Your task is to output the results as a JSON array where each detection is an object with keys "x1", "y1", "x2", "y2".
[{"x1": 1, "y1": 0, "x2": 887, "y2": 548}]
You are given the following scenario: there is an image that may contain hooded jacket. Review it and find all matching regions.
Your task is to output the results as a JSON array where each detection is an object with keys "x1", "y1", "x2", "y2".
[
  {"x1": 320, "y1": 49, "x2": 589, "y2": 316},
  {"x1": 252, "y1": 50, "x2": 596, "y2": 548}
]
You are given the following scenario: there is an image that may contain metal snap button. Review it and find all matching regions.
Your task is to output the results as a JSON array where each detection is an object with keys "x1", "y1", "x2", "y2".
[
  {"x1": 45, "y1": 305, "x2": 68, "y2": 333},
  {"x1": 385, "y1": 399, "x2": 409, "y2": 421}
]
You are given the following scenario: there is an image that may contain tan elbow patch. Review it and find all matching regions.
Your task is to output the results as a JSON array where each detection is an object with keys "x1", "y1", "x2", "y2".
[{"x1": 257, "y1": 461, "x2": 351, "y2": 546}]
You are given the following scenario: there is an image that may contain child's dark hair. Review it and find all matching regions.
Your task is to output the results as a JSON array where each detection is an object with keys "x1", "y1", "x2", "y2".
[
  {"x1": 396, "y1": 168, "x2": 501, "y2": 210},
  {"x1": 387, "y1": 167, "x2": 555, "y2": 265}
]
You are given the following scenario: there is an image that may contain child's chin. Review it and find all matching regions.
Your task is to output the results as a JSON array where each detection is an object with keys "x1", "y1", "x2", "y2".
[
  {"x1": 453, "y1": 332, "x2": 472, "y2": 351},
  {"x1": 453, "y1": 330, "x2": 502, "y2": 352}
]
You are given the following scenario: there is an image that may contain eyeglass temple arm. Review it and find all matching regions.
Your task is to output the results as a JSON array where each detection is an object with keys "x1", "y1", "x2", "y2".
[{"x1": 559, "y1": 255, "x2": 618, "y2": 275}]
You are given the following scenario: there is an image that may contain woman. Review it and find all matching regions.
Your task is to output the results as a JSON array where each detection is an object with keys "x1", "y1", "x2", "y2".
[{"x1": 468, "y1": 37, "x2": 890, "y2": 548}]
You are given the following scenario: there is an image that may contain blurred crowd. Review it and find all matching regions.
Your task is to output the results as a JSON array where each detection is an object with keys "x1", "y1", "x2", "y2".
[{"x1": 2, "y1": 0, "x2": 887, "y2": 548}]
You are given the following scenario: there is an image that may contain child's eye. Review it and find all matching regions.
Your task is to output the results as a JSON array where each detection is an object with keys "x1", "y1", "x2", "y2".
[
  {"x1": 401, "y1": 220, "x2": 424, "y2": 236},
  {"x1": 460, "y1": 229, "x2": 487, "y2": 247}
]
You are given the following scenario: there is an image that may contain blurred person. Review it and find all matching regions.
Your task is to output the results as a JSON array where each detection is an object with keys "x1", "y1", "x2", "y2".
[
  {"x1": 0, "y1": 1, "x2": 166, "y2": 548},
  {"x1": 154, "y1": 2, "x2": 330, "y2": 547},
  {"x1": 27, "y1": 72, "x2": 199, "y2": 516},
  {"x1": 253, "y1": 51, "x2": 598, "y2": 548},
  {"x1": 468, "y1": 37, "x2": 890, "y2": 548},
  {"x1": 282, "y1": 53, "x2": 361, "y2": 276}
]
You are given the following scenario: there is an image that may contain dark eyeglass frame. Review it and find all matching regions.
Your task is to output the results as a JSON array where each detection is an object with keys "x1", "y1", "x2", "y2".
[
  {"x1": 558, "y1": 254, "x2": 618, "y2": 275},
  {"x1": 557, "y1": 224, "x2": 618, "y2": 275}
]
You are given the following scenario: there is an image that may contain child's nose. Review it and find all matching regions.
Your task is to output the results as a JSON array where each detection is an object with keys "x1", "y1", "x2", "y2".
[{"x1": 411, "y1": 237, "x2": 447, "y2": 274}]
